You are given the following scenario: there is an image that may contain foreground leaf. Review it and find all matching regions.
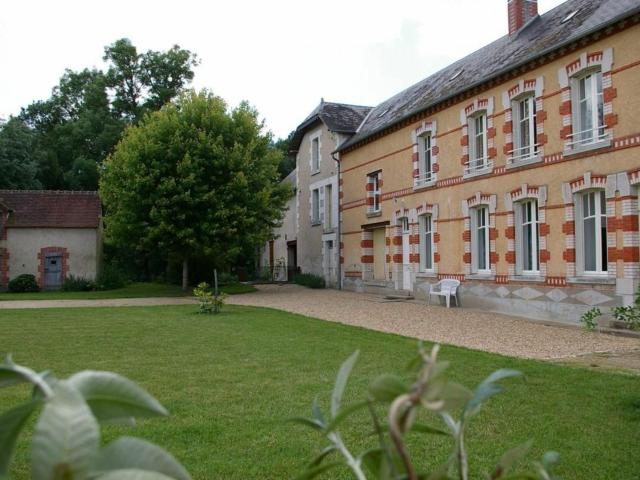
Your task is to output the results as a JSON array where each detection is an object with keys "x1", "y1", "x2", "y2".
[
  {"x1": 324, "y1": 400, "x2": 369, "y2": 433},
  {"x1": 294, "y1": 462, "x2": 341, "y2": 480},
  {"x1": 464, "y1": 369, "x2": 522, "y2": 418},
  {"x1": 95, "y1": 469, "x2": 176, "y2": 480},
  {"x1": 369, "y1": 374, "x2": 409, "y2": 402},
  {"x1": 288, "y1": 417, "x2": 324, "y2": 431},
  {"x1": 68, "y1": 371, "x2": 168, "y2": 423},
  {"x1": 331, "y1": 351, "x2": 359, "y2": 418},
  {"x1": 32, "y1": 381, "x2": 99, "y2": 480},
  {"x1": 0, "y1": 355, "x2": 50, "y2": 395},
  {"x1": 490, "y1": 440, "x2": 532, "y2": 479},
  {"x1": 307, "y1": 445, "x2": 337, "y2": 467},
  {"x1": 93, "y1": 437, "x2": 191, "y2": 480},
  {"x1": 0, "y1": 401, "x2": 40, "y2": 475}
]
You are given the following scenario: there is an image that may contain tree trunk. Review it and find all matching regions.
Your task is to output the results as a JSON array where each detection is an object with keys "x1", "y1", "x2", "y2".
[{"x1": 182, "y1": 258, "x2": 189, "y2": 292}]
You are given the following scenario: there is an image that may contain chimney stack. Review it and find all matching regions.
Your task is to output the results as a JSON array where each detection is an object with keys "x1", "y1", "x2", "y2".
[{"x1": 508, "y1": 0, "x2": 538, "y2": 35}]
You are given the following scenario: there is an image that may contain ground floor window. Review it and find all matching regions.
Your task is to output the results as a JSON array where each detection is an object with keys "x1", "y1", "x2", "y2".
[
  {"x1": 419, "y1": 214, "x2": 433, "y2": 271},
  {"x1": 578, "y1": 189, "x2": 607, "y2": 274},
  {"x1": 516, "y1": 199, "x2": 540, "y2": 274},
  {"x1": 471, "y1": 206, "x2": 490, "y2": 273}
]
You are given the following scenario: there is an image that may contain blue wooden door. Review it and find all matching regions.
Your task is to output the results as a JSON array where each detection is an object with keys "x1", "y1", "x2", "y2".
[{"x1": 44, "y1": 254, "x2": 63, "y2": 289}]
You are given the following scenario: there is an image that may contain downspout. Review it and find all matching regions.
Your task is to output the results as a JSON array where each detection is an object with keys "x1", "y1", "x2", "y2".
[{"x1": 332, "y1": 151, "x2": 342, "y2": 290}]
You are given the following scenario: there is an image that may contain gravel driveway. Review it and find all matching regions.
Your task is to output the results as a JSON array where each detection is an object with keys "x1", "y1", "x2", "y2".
[{"x1": 228, "y1": 284, "x2": 639, "y2": 360}]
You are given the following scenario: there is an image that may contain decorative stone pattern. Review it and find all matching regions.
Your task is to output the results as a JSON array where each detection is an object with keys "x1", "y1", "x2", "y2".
[
  {"x1": 360, "y1": 230, "x2": 374, "y2": 280},
  {"x1": 365, "y1": 171, "x2": 382, "y2": 214},
  {"x1": 459, "y1": 97, "x2": 496, "y2": 168},
  {"x1": 557, "y1": 48, "x2": 615, "y2": 152}
]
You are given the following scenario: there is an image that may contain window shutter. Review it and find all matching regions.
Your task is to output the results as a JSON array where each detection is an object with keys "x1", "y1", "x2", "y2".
[
  {"x1": 418, "y1": 216, "x2": 425, "y2": 272},
  {"x1": 570, "y1": 78, "x2": 580, "y2": 139},
  {"x1": 319, "y1": 187, "x2": 325, "y2": 224},
  {"x1": 512, "y1": 101, "x2": 520, "y2": 152},
  {"x1": 514, "y1": 204, "x2": 523, "y2": 274},
  {"x1": 574, "y1": 193, "x2": 584, "y2": 275}
]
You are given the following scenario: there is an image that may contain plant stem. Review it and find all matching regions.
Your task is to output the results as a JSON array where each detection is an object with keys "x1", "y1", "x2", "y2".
[{"x1": 328, "y1": 432, "x2": 367, "y2": 480}]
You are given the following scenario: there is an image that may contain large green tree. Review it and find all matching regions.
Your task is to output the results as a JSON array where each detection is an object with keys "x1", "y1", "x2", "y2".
[
  {"x1": 0, "y1": 118, "x2": 43, "y2": 189},
  {"x1": 100, "y1": 91, "x2": 292, "y2": 290}
]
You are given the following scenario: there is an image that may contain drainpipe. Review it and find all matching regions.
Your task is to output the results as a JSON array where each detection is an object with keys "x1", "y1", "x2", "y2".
[{"x1": 332, "y1": 151, "x2": 342, "y2": 290}]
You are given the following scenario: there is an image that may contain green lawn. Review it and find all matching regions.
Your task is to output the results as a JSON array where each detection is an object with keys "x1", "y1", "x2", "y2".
[
  {"x1": 1, "y1": 305, "x2": 638, "y2": 479},
  {"x1": 0, "y1": 281, "x2": 256, "y2": 300}
]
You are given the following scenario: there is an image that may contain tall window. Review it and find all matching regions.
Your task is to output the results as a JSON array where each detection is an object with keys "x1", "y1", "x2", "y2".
[
  {"x1": 368, "y1": 172, "x2": 381, "y2": 213},
  {"x1": 471, "y1": 206, "x2": 490, "y2": 273},
  {"x1": 311, "y1": 137, "x2": 320, "y2": 171},
  {"x1": 419, "y1": 133, "x2": 433, "y2": 183},
  {"x1": 311, "y1": 188, "x2": 320, "y2": 224},
  {"x1": 324, "y1": 184, "x2": 333, "y2": 229},
  {"x1": 579, "y1": 190, "x2": 607, "y2": 273},
  {"x1": 517, "y1": 200, "x2": 540, "y2": 274},
  {"x1": 467, "y1": 114, "x2": 487, "y2": 173},
  {"x1": 419, "y1": 214, "x2": 434, "y2": 271},
  {"x1": 574, "y1": 71, "x2": 604, "y2": 145},
  {"x1": 512, "y1": 96, "x2": 537, "y2": 161}
]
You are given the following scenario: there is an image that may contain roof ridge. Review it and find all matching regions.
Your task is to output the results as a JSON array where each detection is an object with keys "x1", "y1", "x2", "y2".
[{"x1": 0, "y1": 189, "x2": 99, "y2": 195}]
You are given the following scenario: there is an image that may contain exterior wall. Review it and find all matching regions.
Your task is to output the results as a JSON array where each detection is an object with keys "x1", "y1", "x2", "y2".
[
  {"x1": 260, "y1": 173, "x2": 297, "y2": 280},
  {"x1": 296, "y1": 122, "x2": 341, "y2": 285},
  {"x1": 5, "y1": 228, "x2": 100, "y2": 287},
  {"x1": 340, "y1": 25, "x2": 640, "y2": 324}
]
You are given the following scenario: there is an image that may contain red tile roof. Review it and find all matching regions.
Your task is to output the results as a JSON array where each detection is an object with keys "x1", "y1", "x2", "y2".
[{"x1": 0, "y1": 190, "x2": 101, "y2": 229}]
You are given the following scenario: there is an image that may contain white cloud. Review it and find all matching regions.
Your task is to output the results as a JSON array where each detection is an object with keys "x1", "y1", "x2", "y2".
[{"x1": 0, "y1": 0, "x2": 565, "y2": 137}]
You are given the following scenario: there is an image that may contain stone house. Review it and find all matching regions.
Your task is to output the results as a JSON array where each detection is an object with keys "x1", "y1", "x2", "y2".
[
  {"x1": 337, "y1": 0, "x2": 640, "y2": 324},
  {"x1": 262, "y1": 100, "x2": 371, "y2": 286},
  {"x1": 0, "y1": 190, "x2": 102, "y2": 290}
]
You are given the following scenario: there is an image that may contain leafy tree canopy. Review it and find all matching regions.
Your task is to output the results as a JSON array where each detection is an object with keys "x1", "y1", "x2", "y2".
[
  {"x1": 100, "y1": 90, "x2": 292, "y2": 289},
  {"x1": 0, "y1": 118, "x2": 42, "y2": 189},
  {"x1": 273, "y1": 130, "x2": 296, "y2": 179}
]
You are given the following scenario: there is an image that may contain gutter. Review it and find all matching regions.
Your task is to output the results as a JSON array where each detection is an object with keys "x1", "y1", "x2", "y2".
[
  {"x1": 336, "y1": 6, "x2": 640, "y2": 154},
  {"x1": 331, "y1": 150, "x2": 342, "y2": 290}
]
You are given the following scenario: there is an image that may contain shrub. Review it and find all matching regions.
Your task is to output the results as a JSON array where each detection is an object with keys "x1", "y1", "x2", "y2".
[
  {"x1": 63, "y1": 275, "x2": 97, "y2": 291},
  {"x1": 194, "y1": 282, "x2": 227, "y2": 314},
  {"x1": 97, "y1": 263, "x2": 128, "y2": 290},
  {"x1": 217, "y1": 271, "x2": 238, "y2": 285},
  {"x1": 580, "y1": 307, "x2": 601, "y2": 331},
  {"x1": 0, "y1": 354, "x2": 190, "y2": 479},
  {"x1": 294, "y1": 272, "x2": 325, "y2": 289},
  {"x1": 7, "y1": 274, "x2": 39, "y2": 293},
  {"x1": 293, "y1": 343, "x2": 561, "y2": 480}
]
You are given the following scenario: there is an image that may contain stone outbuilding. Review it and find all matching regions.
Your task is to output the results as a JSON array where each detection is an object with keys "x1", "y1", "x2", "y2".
[{"x1": 0, "y1": 190, "x2": 102, "y2": 290}]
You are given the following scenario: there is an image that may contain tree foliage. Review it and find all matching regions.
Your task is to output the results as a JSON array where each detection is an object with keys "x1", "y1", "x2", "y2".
[
  {"x1": 100, "y1": 90, "x2": 292, "y2": 288},
  {"x1": 0, "y1": 118, "x2": 42, "y2": 189},
  {"x1": 273, "y1": 130, "x2": 296, "y2": 179}
]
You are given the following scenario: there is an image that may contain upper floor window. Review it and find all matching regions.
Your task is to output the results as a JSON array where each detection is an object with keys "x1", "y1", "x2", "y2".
[
  {"x1": 324, "y1": 184, "x2": 333, "y2": 229},
  {"x1": 417, "y1": 133, "x2": 434, "y2": 186},
  {"x1": 368, "y1": 172, "x2": 381, "y2": 213},
  {"x1": 465, "y1": 113, "x2": 490, "y2": 176},
  {"x1": 471, "y1": 206, "x2": 490, "y2": 274},
  {"x1": 511, "y1": 95, "x2": 538, "y2": 163},
  {"x1": 419, "y1": 214, "x2": 434, "y2": 272},
  {"x1": 577, "y1": 190, "x2": 607, "y2": 274},
  {"x1": 311, "y1": 137, "x2": 320, "y2": 172},
  {"x1": 571, "y1": 71, "x2": 605, "y2": 148},
  {"x1": 311, "y1": 188, "x2": 320, "y2": 224},
  {"x1": 516, "y1": 199, "x2": 540, "y2": 274}
]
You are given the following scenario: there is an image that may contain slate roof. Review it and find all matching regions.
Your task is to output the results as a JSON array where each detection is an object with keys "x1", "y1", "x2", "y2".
[
  {"x1": 0, "y1": 190, "x2": 101, "y2": 229},
  {"x1": 290, "y1": 101, "x2": 373, "y2": 153},
  {"x1": 339, "y1": 0, "x2": 640, "y2": 151}
]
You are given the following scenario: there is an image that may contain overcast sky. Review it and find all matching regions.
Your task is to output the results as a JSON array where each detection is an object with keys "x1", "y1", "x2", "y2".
[{"x1": 1, "y1": 0, "x2": 565, "y2": 138}]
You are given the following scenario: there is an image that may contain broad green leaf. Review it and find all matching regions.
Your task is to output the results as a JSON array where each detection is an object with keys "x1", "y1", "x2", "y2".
[
  {"x1": 0, "y1": 355, "x2": 50, "y2": 395},
  {"x1": 93, "y1": 437, "x2": 191, "y2": 480},
  {"x1": 288, "y1": 417, "x2": 324, "y2": 431},
  {"x1": 361, "y1": 448, "x2": 388, "y2": 479},
  {"x1": 464, "y1": 369, "x2": 522, "y2": 417},
  {"x1": 490, "y1": 440, "x2": 532, "y2": 479},
  {"x1": 293, "y1": 462, "x2": 342, "y2": 480},
  {"x1": 32, "y1": 381, "x2": 99, "y2": 480},
  {"x1": 0, "y1": 401, "x2": 40, "y2": 475},
  {"x1": 411, "y1": 423, "x2": 450, "y2": 436},
  {"x1": 68, "y1": 371, "x2": 167, "y2": 423},
  {"x1": 369, "y1": 374, "x2": 409, "y2": 402},
  {"x1": 307, "y1": 445, "x2": 337, "y2": 467},
  {"x1": 436, "y1": 381, "x2": 473, "y2": 412},
  {"x1": 32, "y1": 371, "x2": 58, "y2": 401},
  {"x1": 95, "y1": 469, "x2": 175, "y2": 480},
  {"x1": 324, "y1": 401, "x2": 369, "y2": 432},
  {"x1": 331, "y1": 350, "x2": 359, "y2": 418}
]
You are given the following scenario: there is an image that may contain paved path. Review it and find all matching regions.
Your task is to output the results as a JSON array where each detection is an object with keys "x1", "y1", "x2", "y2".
[
  {"x1": 0, "y1": 297, "x2": 196, "y2": 309},
  {"x1": 1, "y1": 285, "x2": 637, "y2": 361},
  {"x1": 227, "y1": 284, "x2": 639, "y2": 361}
]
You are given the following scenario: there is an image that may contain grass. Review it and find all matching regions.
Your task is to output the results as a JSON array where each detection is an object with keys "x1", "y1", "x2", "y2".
[
  {"x1": 0, "y1": 281, "x2": 256, "y2": 300},
  {"x1": 1, "y1": 305, "x2": 638, "y2": 479}
]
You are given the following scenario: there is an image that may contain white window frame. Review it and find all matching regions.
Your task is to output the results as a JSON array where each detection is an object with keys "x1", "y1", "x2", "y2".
[
  {"x1": 311, "y1": 188, "x2": 320, "y2": 225},
  {"x1": 515, "y1": 199, "x2": 540, "y2": 275},
  {"x1": 470, "y1": 206, "x2": 491, "y2": 274},
  {"x1": 510, "y1": 95, "x2": 538, "y2": 164},
  {"x1": 419, "y1": 214, "x2": 434, "y2": 272},
  {"x1": 311, "y1": 136, "x2": 320, "y2": 173},
  {"x1": 324, "y1": 184, "x2": 333, "y2": 229},
  {"x1": 416, "y1": 133, "x2": 434, "y2": 186},
  {"x1": 369, "y1": 172, "x2": 381, "y2": 213},
  {"x1": 575, "y1": 189, "x2": 608, "y2": 275},
  {"x1": 568, "y1": 70, "x2": 606, "y2": 149},
  {"x1": 464, "y1": 113, "x2": 492, "y2": 177}
]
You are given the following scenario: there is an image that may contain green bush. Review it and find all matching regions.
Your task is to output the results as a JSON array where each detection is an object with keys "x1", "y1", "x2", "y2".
[
  {"x1": 62, "y1": 275, "x2": 97, "y2": 292},
  {"x1": 294, "y1": 273, "x2": 325, "y2": 289},
  {"x1": 194, "y1": 282, "x2": 227, "y2": 314},
  {"x1": 7, "y1": 274, "x2": 40, "y2": 293},
  {"x1": 580, "y1": 307, "x2": 601, "y2": 331},
  {"x1": 97, "y1": 264, "x2": 128, "y2": 290},
  {"x1": 612, "y1": 286, "x2": 640, "y2": 330},
  {"x1": 217, "y1": 271, "x2": 239, "y2": 285}
]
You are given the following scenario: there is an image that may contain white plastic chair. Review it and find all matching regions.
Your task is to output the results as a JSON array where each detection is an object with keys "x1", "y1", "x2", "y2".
[{"x1": 427, "y1": 279, "x2": 461, "y2": 308}]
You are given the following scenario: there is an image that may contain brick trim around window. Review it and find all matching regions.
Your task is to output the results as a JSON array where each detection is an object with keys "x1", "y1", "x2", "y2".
[
  {"x1": 461, "y1": 192, "x2": 497, "y2": 276},
  {"x1": 459, "y1": 97, "x2": 496, "y2": 169},
  {"x1": 37, "y1": 246, "x2": 69, "y2": 288},
  {"x1": 411, "y1": 120, "x2": 438, "y2": 187}
]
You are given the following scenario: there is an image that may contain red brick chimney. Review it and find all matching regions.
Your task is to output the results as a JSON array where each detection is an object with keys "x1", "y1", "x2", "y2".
[{"x1": 508, "y1": 0, "x2": 538, "y2": 35}]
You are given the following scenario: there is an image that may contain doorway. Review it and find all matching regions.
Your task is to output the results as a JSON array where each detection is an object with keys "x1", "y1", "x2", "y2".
[{"x1": 44, "y1": 254, "x2": 63, "y2": 290}]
